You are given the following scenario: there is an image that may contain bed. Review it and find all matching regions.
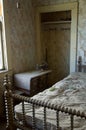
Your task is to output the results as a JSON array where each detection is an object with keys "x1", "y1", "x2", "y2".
[{"x1": 4, "y1": 59, "x2": 86, "y2": 130}]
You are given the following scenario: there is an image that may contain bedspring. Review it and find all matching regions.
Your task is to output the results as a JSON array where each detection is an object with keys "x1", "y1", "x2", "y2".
[{"x1": 4, "y1": 75, "x2": 86, "y2": 130}]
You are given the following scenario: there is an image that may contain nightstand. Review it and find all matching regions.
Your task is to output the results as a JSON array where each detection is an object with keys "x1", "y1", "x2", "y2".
[{"x1": 14, "y1": 70, "x2": 52, "y2": 96}]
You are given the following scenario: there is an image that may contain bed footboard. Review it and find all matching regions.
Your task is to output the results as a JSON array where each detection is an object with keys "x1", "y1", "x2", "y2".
[{"x1": 4, "y1": 75, "x2": 86, "y2": 130}]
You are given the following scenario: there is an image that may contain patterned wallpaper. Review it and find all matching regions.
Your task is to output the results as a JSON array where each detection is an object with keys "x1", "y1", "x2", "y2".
[
  {"x1": 3, "y1": 0, "x2": 86, "y2": 73},
  {"x1": 78, "y1": 0, "x2": 86, "y2": 64},
  {"x1": 3, "y1": 0, "x2": 36, "y2": 73}
]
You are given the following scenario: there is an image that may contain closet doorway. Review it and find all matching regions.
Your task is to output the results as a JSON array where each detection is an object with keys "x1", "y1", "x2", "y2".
[
  {"x1": 41, "y1": 11, "x2": 71, "y2": 85},
  {"x1": 35, "y1": 2, "x2": 78, "y2": 85}
]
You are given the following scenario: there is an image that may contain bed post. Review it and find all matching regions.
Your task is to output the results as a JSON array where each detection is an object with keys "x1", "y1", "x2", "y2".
[
  {"x1": 78, "y1": 56, "x2": 82, "y2": 72},
  {"x1": 4, "y1": 75, "x2": 15, "y2": 130}
]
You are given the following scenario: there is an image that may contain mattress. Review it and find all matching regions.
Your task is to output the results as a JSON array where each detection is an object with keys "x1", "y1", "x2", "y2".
[{"x1": 15, "y1": 72, "x2": 86, "y2": 130}]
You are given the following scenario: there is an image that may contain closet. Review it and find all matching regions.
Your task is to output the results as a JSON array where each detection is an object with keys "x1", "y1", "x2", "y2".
[{"x1": 40, "y1": 11, "x2": 71, "y2": 86}]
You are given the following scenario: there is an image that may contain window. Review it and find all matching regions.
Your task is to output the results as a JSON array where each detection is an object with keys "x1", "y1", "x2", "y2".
[{"x1": 0, "y1": 21, "x2": 4, "y2": 70}]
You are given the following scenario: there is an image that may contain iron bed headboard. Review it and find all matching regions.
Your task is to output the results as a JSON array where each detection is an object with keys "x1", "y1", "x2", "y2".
[
  {"x1": 78, "y1": 56, "x2": 82, "y2": 72},
  {"x1": 4, "y1": 74, "x2": 86, "y2": 130}
]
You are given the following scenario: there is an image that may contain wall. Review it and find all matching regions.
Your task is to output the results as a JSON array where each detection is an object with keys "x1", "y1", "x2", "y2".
[
  {"x1": 3, "y1": 0, "x2": 36, "y2": 73},
  {"x1": 32, "y1": 0, "x2": 77, "y2": 6},
  {"x1": 78, "y1": 0, "x2": 86, "y2": 64},
  {"x1": 2, "y1": 0, "x2": 86, "y2": 73},
  {"x1": 32, "y1": 0, "x2": 86, "y2": 68},
  {"x1": 0, "y1": 1, "x2": 2, "y2": 16}
]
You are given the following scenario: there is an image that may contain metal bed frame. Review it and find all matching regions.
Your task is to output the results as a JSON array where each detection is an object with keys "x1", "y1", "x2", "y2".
[{"x1": 4, "y1": 57, "x2": 86, "y2": 130}]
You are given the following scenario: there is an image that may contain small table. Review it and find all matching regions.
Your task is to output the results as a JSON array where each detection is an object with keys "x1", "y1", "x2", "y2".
[{"x1": 14, "y1": 70, "x2": 52, "y2": 96}]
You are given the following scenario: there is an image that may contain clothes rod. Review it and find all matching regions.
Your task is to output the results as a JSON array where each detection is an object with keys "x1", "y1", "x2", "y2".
[{"x1": 41, "y1": 21, "x2": 71, "y2": 25}]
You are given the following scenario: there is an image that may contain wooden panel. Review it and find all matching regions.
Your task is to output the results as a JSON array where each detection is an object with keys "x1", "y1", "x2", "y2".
[
  {"x1": 38, "y1": 75, "x2": 47, "y2": 91},
  {"x1": 30, "y1": 75, "x2": 47, "y2": 96},
  {"x1": 41, "y1": 23, "x2": 70, "y2": 85},
  {"x1": 30, "y1": 77, "x2": 39, "y2": 96},
  {"x1": 41, "y1": 11, "x2": 71, "y2": 22}
]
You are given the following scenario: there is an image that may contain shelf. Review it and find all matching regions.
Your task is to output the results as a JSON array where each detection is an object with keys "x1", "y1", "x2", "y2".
[{"x1": 41, "y1": 21, "x2": 71, "y2": 25}]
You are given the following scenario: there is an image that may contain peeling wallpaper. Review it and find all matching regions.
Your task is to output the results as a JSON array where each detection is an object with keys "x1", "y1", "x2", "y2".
[
  {"x1": 78, "y1": 0, "x2": 86, "y2": 64},
  {"x1": 3, "y1": 0, "x2": 86, "y2": 73},
  {"x1": 3, "y1": 0, "x2": 36, "y2": 73}
]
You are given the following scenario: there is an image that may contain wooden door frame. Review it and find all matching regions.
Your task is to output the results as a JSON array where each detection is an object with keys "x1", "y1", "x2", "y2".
[{"x1": 35, "y1": 2, "x2": 78, "y2": 73}]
